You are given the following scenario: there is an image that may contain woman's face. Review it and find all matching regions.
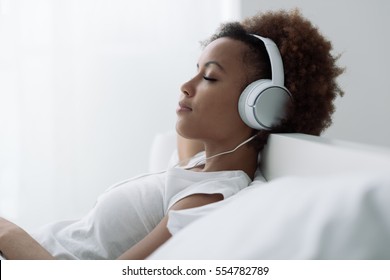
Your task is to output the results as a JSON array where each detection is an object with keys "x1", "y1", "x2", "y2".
[{"x1": 176, "y1": 37, "x2": 252, "y2": 145}]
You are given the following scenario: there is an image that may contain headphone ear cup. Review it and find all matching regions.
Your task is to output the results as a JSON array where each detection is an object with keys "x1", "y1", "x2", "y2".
[
  {"x1": 238, "y1": 79, "x2": 292, "y2": 130},
  {"x1": 239, "y1": 80, "x2": 270, "y2": 129}
]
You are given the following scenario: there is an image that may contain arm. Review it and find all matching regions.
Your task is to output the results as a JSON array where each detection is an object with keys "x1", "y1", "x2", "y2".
[
  {"x1": 0, "y1": 217, "x2": 54, "y2": 260},
  {"x1": 117, "y1": 192, "x2": 223, "y2": 260},
  {"x1": 177, "y1": 134, "x2": 204, "y2": 164}
]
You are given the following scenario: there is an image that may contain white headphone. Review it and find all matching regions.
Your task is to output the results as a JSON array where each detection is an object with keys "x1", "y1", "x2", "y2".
[{"x1": 238, "y1": 34, "x2": 293, "y2": 130}]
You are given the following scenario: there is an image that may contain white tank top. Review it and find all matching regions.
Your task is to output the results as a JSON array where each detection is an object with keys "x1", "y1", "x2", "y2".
[{"x1": 32, "y1": 167, "x2": 250, "y2": 259}]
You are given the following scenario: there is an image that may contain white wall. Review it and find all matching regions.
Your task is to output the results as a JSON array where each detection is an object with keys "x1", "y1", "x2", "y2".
[
  {"x1": 239, "y1": 0, "x2": 390, "y2": 148},
  {"x1": 1, "y1": 0, "x2": 389, "y2": 231},
  {"x1": 0, "y1": 0, "x2": 238, "y2": 230}
]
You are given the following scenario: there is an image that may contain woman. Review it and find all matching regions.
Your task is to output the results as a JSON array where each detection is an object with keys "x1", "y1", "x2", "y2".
[{"x1": 0, "y1": 9, "x2": 344, "y2": 259}]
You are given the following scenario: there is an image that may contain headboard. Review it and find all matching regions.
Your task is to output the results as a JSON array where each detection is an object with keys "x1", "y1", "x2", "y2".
[
  {"x1": 261, "y1": 133, "x2": 390, "y2": 181},
  {"x1": 150, "y1": 131, "x2": 390, "y2": 178}
]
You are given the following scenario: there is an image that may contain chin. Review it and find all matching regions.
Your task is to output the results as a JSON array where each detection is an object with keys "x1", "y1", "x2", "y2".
[{"x1": 175, "y1": 123, "x2": 188, "y2": 138}]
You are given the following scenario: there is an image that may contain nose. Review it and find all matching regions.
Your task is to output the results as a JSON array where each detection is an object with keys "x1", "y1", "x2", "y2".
[{"x1": 180, "y1": 78, "x2": 195, "y2": 97}]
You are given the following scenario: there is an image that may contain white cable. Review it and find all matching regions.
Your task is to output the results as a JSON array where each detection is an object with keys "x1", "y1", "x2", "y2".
[
  {"x1": 185, "y1": 134, "x2": 257, "y2": 169},
  {"x1": 107, "y1": 135, "x2": 257, "y2": 192}
]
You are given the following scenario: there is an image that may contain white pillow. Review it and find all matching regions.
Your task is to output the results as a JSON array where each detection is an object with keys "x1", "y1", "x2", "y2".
[
  {"x1": 149, "y1": 131, "x2": 177, "y2": 172},
  {"x1": 149, "y1": 173, "x2": 390, "y2": 259}
]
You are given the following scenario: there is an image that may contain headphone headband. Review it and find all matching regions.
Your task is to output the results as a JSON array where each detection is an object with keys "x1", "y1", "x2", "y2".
[{"x1": 250, "y1": 34, "x2": 285, "y2": 86}]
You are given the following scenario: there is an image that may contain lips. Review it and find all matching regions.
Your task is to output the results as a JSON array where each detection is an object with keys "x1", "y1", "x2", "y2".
[{"x1": 177, "y1": 101, "x2": 192, "y2": 113}]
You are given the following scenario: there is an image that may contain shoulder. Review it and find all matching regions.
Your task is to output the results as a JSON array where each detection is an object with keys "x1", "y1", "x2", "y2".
[{"x1": 170, "y1": 193, "x2": 223, "y2": 211}]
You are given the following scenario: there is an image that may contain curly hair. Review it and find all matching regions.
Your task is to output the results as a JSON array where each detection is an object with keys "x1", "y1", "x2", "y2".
[{"x1": 203, "y1": 9, "x2": 344, "y2": 150}]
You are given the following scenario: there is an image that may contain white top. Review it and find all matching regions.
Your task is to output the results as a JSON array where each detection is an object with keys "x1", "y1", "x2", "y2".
[
  {"x1": 167, "y1": 168, "x2": 266, "y2": 236},
  {"x1": 31, "y1": 167, "x2": 251, "y2": 259}
]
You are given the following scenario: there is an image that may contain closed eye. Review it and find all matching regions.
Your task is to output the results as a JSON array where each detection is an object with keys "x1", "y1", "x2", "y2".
[{"x1": 203, "y1": 76, "x2": 217, "y2": 82}]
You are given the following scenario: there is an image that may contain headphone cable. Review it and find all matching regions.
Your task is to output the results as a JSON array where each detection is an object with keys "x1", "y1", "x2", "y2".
[{"x1": 182, "y1": 134, "x2": 257, "y2": 169}]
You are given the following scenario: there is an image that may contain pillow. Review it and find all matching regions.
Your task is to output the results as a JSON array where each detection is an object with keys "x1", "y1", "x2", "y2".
[
  {"x1": 149, "y1": 131, "x2": 177, "y2": 172},
  {"x1": 149, "y1": 173, "x2": 390, "y2": 259}
]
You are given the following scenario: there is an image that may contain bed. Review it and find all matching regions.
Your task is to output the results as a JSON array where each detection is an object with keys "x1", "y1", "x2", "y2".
[{"x1": 147, "y1": 132, "x2": 390, "y2": 259}]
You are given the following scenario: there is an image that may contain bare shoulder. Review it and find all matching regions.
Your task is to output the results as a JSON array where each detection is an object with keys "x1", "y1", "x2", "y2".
[{"x1": 170, "y1": 193, "x2": 223, "y2": 211}]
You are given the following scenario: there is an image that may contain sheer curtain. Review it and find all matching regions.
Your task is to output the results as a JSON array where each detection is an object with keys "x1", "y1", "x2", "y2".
[{"x1": 0, "y1": 0, "x2": 240, "y2": 230}]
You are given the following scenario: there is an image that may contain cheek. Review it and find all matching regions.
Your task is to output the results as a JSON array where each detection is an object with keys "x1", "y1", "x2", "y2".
[{"x1": 204, "y1": 90, "x2": 243, "y2": 124}]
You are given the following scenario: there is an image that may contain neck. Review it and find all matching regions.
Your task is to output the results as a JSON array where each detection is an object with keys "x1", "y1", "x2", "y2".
[{"x1": 197, "y1": 137, "x2": 259, "y2": 180}]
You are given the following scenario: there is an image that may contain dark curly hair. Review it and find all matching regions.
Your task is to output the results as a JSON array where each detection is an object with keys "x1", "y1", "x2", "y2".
[{"x1": 203, "y1": 9, "x2": 344, "y2": 150}]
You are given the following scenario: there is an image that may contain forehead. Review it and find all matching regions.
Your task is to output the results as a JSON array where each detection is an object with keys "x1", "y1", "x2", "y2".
[{"x1": 199, "y1": 37, "x2": 248, "y2": 70}]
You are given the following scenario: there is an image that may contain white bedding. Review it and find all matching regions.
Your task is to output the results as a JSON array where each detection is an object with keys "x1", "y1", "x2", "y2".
[
  {"x1": 150, "y1": 173, "x2": 390, "y2": 259},
  {"x1": 146, "y1": 132, "x2": 390, "y2": 259}
]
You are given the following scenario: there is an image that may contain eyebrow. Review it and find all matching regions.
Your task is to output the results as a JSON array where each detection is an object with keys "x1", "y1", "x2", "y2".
[{"x1": 197, "y1": 61, "x2": 225, "y2": 72}]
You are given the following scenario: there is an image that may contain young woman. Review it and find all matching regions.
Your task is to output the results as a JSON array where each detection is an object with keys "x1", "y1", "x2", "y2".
[{"x1": 0, "y1": 9, "x2": 344, "y2": 260}]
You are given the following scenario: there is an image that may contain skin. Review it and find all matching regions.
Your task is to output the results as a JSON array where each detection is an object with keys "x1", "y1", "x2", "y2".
[
  {"x1": 176, "y1": 134, "x2": 204, "y2": 163},
  {"x1": 0, "y1": 37, "x2": 259, "y2": 260},
  {"x1": 0, "y1": 217, "x2": 54, "y2": 260},
  {"x1": 176, "y1": 37, "x2": 258, "y2": 175}
]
